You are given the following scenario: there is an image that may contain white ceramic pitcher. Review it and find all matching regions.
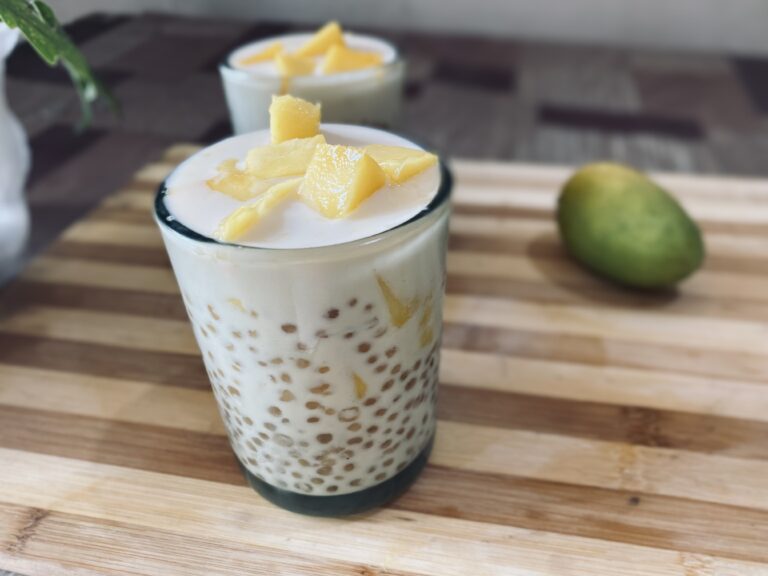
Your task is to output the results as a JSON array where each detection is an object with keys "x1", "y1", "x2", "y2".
[{"x1": 0, "y1": 23, "x2": 30, "y2": 281}]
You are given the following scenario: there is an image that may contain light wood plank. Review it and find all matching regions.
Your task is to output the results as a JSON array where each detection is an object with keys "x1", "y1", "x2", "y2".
[
  {"x1": 1, "y1": 449, "x2": 766, "y2": 576},
  {"x1": 61, "y1": 221, "x2": 164, "y2": 249},
  {"x1": 440, "y1": 349, "x2": 768, "y2": 423}
]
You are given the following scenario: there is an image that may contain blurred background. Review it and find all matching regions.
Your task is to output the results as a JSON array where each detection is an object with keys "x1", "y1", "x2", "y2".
[{"x1": 6, "y1": 0, "x2": 768, "y2": 260}]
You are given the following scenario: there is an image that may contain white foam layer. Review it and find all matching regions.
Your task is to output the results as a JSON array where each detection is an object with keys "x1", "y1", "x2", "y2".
[
  {"x1": 228, "y1": 32, "x2": 397, "y2": 78},
  {"x1": 163, "y1": 125, "x2": 441, "y2": 249}
]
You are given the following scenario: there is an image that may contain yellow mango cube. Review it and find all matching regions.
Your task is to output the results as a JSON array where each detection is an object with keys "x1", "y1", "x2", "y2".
[
  {"x1": 275, "y1": 53, "x2": 315, "y2": 77},
  {"x1": 321, "y1": 45, "x2": 382, "y2": 74},
  {"x1": 376, "y1": 275, "x2": 418, "y2": 327},
  {"x1": 295, "y1": 21, "x2": 345, "y2": 58},
  {"x1": 364, "y1": 145, "x2": 438, "y2": 184},
  {"x1": 269, "y1": 94, "x2": 321, "y2": 144},
  {"x1": 237, "y1": 41, "x2": 283, "y2": 66},
  {"x1": 246, "y1": 134, "x2": 325, "y2": 179},
  {"x1": 300, "y1": 143, "x2": 386, "y2": 218},
  {"x1": 215, "y1": 178, "x2": 302, "y2": 242},
  {"x1": 206, "y1": 159, "x2": 274, "y2": 201}
]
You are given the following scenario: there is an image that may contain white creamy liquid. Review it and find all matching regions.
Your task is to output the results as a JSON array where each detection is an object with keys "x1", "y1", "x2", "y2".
[{"x1": 163, "y1": 124, "x2": 440, "y2": 249}]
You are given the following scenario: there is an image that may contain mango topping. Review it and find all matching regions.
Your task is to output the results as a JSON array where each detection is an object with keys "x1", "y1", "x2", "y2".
[
  {"x1": 376, "y1": 275, "x2": 418, "y2": 328},
  {"x1": 364, "y1": 145, "x2": 438, "y2": 184},
  {"x1": 246, "y1": 134, "x2": 325, "y2": 179},
  {"x1": 269, "y1": 94, "x2": 321, "y2": 144},
  {"x1": 321, "y1": 44, "x2": 383, "y2": 74},
  {"x1": 295, "y1": 21, "x2": 345, "y2": 58},
  {"x1": 299, "y1": 143, "x2": 386, "y2": 218},
  {"x1": 206, "y1": 159, "x2": 274, "y2": 201},
  {"x1": 353, "y1": 373, "x2": 368, "y2": 399},
  {"x1": 275, "y1": 52, "x2": 315, "y2": 77},
  {"x1": 215, "y1": 178, "x2": 302, "y2": 242},
  {"x1": 237, "y1": 41, "x2": 283, "y2": 66}
]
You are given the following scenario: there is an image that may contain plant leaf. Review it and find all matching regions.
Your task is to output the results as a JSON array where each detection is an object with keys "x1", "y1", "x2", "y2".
[{"x1": 0, "y1": 0, "x2": 119, "y2": 127}]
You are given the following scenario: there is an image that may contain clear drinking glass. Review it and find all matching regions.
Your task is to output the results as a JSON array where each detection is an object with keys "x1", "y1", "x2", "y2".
[
  {"x1": 154, "y1": 159, "x2": 451, "y2": 516},
  {"x1": 219, "y1": 39, "x2": 405, "y2": 134}
]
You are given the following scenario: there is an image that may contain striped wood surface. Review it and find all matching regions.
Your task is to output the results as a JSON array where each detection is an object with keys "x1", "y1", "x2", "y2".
[{"x1": 1, "y1": 145, "x2": 768, "y2": 576}]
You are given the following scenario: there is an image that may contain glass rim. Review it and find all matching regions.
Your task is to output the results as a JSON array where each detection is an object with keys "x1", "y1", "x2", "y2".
[
  {"x1": 218, "y1": 32, "x2": 403, "y2": 86},
  {"x1": 154, "y1": 156, "x2": 452, "y2": 255}
]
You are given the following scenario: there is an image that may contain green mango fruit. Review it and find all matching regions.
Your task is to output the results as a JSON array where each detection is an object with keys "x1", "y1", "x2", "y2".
[{"x1": 557, "y1": 162, "x2": 705, "y2": 289}]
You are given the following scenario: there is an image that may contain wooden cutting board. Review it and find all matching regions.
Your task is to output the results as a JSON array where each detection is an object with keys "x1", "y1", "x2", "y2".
[{"x1": 1, "y1": 144, "x2": 767, "y2": 576}]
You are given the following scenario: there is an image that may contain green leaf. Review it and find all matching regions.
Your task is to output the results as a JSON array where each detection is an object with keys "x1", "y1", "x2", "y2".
[{"x1": 0, "y1": 0, "x2": 119, "y2": 127}]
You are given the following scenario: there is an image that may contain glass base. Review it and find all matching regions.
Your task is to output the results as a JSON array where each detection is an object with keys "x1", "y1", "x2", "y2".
[{"x1": 238, "y1": 436, "x2": 434, "y2": 517}]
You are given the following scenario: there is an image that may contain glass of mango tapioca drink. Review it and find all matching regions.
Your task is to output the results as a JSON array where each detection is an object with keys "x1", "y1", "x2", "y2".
[
  {"x1": 220, "y1": 21, "x2": 405, "y2": 134},
  {"x1": 155, "y1": 95, "x2": 451, "y2": 516}
]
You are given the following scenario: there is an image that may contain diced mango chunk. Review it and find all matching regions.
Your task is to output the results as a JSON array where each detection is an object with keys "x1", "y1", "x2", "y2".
[
  {"x1": 246, "y1": 134, "x2": 325, "y2": 179},
  {"x1": 364, "y1": 145, "x2": 438, "y2": 184},
  {"x1": 269, "y1": 94, "x2": 321, "y2": 144},
  {"x1": 295, "y1": 21, "x2": 345, "y2": 58},
  {"x1": 322, "y1": 45, "x2": 382, "y2": 74},
  {"x1": 275, "y1": 53, "x2": 315, "y2": 77},
  {"x1": 376, "y1": 275, "x2": 419, "y2": 328},
  {"x1": 237, "y1": 41, "x2": 283, "y2": 66},
  {"x1": 206, "y1": 159, "x2": 274, "y2": 201},
  {"x1": 353, "y1": 373, "x2": 367, "y2": 399},
  {"x1": 215, "y1": 178, "x2": 302, "y2": 242},
  {"x1": 300, "y1": 143, "x2": 386, "y2": 218}
]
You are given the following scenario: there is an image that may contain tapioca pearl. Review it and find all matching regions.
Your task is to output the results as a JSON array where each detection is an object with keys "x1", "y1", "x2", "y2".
[
  {"x1": 273, "y1": 433, "x2": 294, "y2": 447},
  {"x1": 374, "y1": 326, "x2": 387, "y2": 339},
  {"x1": 310, "y1": 477, "x2": 325, "y2": 485},
  {"x1": 367, "y1": 465, "x2": 377, "y2": 475},
  {"x1": 296, "y1": 481, "x2": 313, "y2": 492},
  {"x1": 280, "y1": 390, "x2": 295, "y2": 402},
  {"x1": 349, "y1": 479, "x2": 362, "y2": 487},
  {"x1": 307, "y1": 416, "x2": 321, "y2": 424},
  {"x1": 367, "y1": 355, "x2": 379, "y2": 365},
  {"x1": 207, "y1": 351, "x2": 215, "y2": 361},
  {"x1": 367, "y1": 425, "x2": 379, "y2": 434},
  {"x1": 258, "y1": 361, "x2": 268, "y2": 367},
  {"x1": 402, "y1": 415, "x2": 412, "y2": 425},
  {"x1": 362, "y1": 440, "x2": 374, "y2": 449},
  {"x1": 381, "y1": 439, "x2": 393, "y2": 450},
  {"x1": 334, "y1": 475, "x2": 345, "y2": 481},
  {"x1": 269, "y1": 375, "x2": 277, "y2": 384},
  {"x1": 325, "y1": 408, "x2": 336, "y2": 416},
  {"x1": 231, "y1": 331, "x2": 243, "y2": 340},
  {"x1": 358, "y1": 342, "x2": 371, "y2": 353},
  {"x1": 338, "y1": 407, "x2": 359, "y2": 422},
  {"x1": 325, "y1": 308, "x2": 340, "y2": 319},
  {"x1": 390, "y1": 364, "x2": 401, "y2": 375},
  {"x1": 263, "y1": 453, "x2": 274, "y2": 462},
  {"x1": 343, "y1": 463, "x2": 355, "y2": 472},
  {"x1": 374, "y1": 363, "x2": 388, "y2": 374},
  {"x1": 320, "y1": 457, "x2": 336, "y2": 467},
  {"x1": 406, "y1": 427, "x2": 416, "y2": 440},
  {"x1": 226, "y1": 386, "x2": 240, "y2": 397},
  {"x1": 404, "y1": 399, "x2": 415, "y2": 411},
  {"x1": 374, "y1": 408, "x2": 387, "y2": 418},
  {"x1": 399, "y1": 370, "x2": 411, "y2": 382},
  {"x1": 276, "y1": 479, "x2": 289, "y2": 489},
  {"x1": 305, "y1": 401, "x2": 321, "y2": 410},
  {"x1": 206, "y1": 323, "x2": 218, "y2": 335},
  {"x1": 299, "y1": 440, "x2": 310, "y2": 448},
  {"x1": 363, "y1": 397, "x2": 378, "y2": 407},
  {"x1": 267, "y1": 406, "x2": 282, "y2": 417},
  {"x1": 385, "y1": 346, "x2": 398, "y2": 358},
  {"x1": 281, "y1": 323, "x2": 297, "y2": 334},
  {"x1": 265, "y1": 423, "x2": 277, "y2": 432},
  {"x1": 384, "y1": 427, "x2": 393, "y2": 435},
  {"x1": 326, "y1": 485, "x2": 339, "y2": 493},
  {"x1": 252, "y1": 436, "x2": 264, "y2": 447},
  {"x1": 317, "y1": 365, "x2": 330, "y2": 374},
  {"x1": 200, "y1": 326, "x2": 209, "y2": 338},
  {"x1": 317, "y1": 466, "x2": 333, "y2": 476},
  {"x1": 342, "y1": 449, "x2": 355, "y2": 459},
  {"x1": 310, "y1": 383, "x2": 331, "y2": 395},
  {"x1": 384, "y1": 442, "x2": 401, "y2": 455},
  {"x1": 392, "y1": 395, "x2": 402, "y2": 404},
  {"x1": 364, "y1": 303, "x2": 374, "y2": 312},
  {"x1": 280, "y1": 373, "x2": 292, "y2": 384},
  {"x1": 344, "y1": 331, "x2": 355, "y2": 340},
  {"x1": 396, "y1": 427, "x2": 405, "y2": 436},
  {"x1": 245, "y1": 439, "x2": 258, "y2": 451},
  {"x1": 295, "y1": 358, "x2": 311, "y2": 369},
  {"x1": 381, "y1": 379, "x2": 395, "y2": 392},
  {"x1": 347, "y1": 422, "x2": 362, "y2": 432},
  {"x1": 413, "y1": 359, "x2": 422, "y2": 371},
  {"x1": 347, "y1": 437, "x2": 363, "y2": 445},
  {"x1": 396, "y1": 461, "x2": 408, "y2": 472},
  {"x1": 270, "y1": 357, "x2": 283, "y2": 365},
  {"x1": 314, "y1": 329, "x2": 329, "y2": 340},
  {"x1": 296, "y1": 342, "x2": 309, "y2": 352},
  {"x1": 248, "y1": 330, "x2": 258, "y2": 339},
  {"x1": 405, "y1": 378, "x2": 417, "y2": 391},
  {"x1": 298, "y1": 458, "x2": 311, "y2": 467},
  {"x1": 317, "y1": 433, "x2": 333, "y2": 444},
  {"x1": 243, "y1": 416, "x2": 254, "y2": 426},
  {"x1": 291, "y1": 471, "x2": 303, "y2": 479},
  {"x1": 246, "y1": 456, "x2": 258, "y2": 466}
]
